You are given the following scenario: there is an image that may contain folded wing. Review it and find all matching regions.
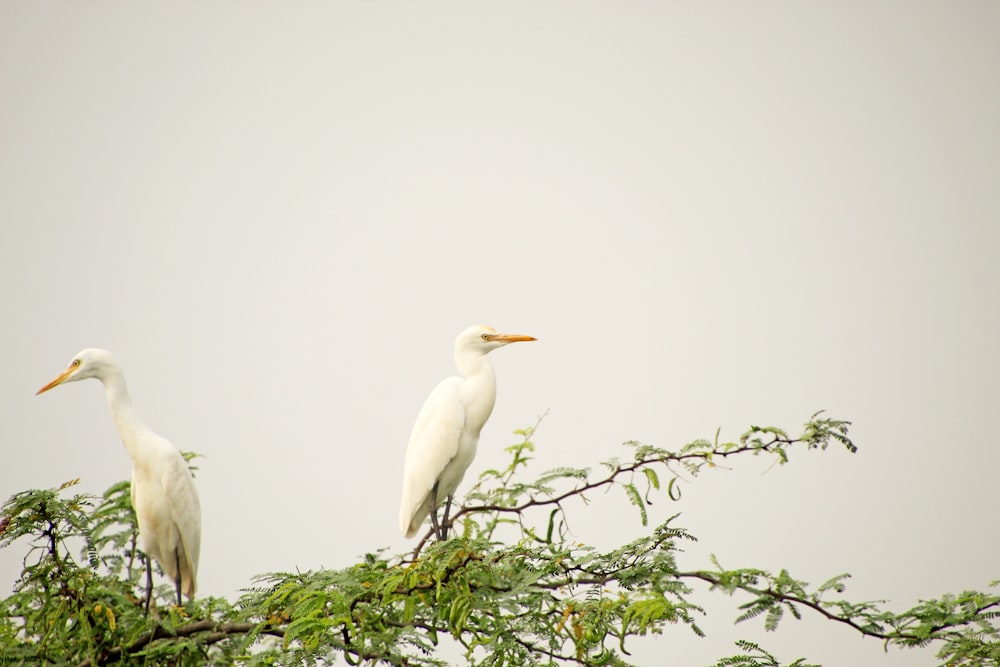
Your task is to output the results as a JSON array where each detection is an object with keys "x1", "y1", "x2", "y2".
[{"x1": 399, "y1": 377, "x2": 465, "y2": 538}]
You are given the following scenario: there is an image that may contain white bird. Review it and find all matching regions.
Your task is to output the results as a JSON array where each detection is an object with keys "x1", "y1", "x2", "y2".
[
  {"x1": 399, "y1": 325, "x2": 536, "y2": 540},
  {"x1": 37, "y1": 349, "x2": 201, "y2": 611}
]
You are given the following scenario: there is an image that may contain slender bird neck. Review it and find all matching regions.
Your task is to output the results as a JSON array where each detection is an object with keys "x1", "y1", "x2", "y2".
[
  {"x1": 454, "y1": 348, "x2": 495, "y2": 383},
  {"x1": 99, "y1": 368, "x2": 151, "y2": 459}
]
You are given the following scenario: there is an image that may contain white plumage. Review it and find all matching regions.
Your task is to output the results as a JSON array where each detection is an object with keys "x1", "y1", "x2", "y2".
[
  {"x1": 399, "y1": 325, "x2": 536, "y2": 540},
  {"x1": 37, "y1": 348, "x2": 201, "y2": 608}
]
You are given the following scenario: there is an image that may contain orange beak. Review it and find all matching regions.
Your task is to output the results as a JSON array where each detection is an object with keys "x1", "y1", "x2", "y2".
[
  {"x1": 486, "y1": 332, "x2": 537, "y2": 343},
  {"x1": 36, "y1": 366, "x2": 76, "y2": 395}
]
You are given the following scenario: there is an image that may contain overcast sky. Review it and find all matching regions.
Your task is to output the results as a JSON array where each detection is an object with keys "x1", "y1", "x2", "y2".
[{"x1": 2, "y1": 2, "x2": 998, "y2": 665}]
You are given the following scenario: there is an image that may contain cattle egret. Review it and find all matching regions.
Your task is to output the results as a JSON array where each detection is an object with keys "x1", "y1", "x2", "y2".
[
  {"x1": 37, "y1": 349, "x2": 201, "y2": 611},
  {"x1": 399, "y1": 325, "x2": 536, "y2": 540}
]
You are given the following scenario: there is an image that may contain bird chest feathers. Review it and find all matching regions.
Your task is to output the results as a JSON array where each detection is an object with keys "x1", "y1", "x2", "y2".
[{"x1": 457, "y1": 372, "x2": 497, "y2": 438}]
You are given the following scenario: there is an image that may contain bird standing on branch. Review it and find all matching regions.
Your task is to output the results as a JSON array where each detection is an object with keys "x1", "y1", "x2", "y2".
[
  {"x1": 399, "y1": 325, "x2": 536, "y2": 541},
  {"x1": 37, "y1": 349, "x2": 201, "y2": 612}
]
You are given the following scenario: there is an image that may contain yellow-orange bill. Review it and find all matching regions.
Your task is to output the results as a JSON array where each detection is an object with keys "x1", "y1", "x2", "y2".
[
  {"x1": 488, "y1": 333, "x2": 537, "y2": 343},
  {"x1": 36, "y1": 368, "x2": 74, "y2": 395}
]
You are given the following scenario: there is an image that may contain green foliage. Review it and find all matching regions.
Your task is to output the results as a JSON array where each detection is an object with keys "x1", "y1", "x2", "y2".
[
  {"x1": 1, "y1": 412, "x2": 997, "y2": 666},
  {"x1": 714, "y1": 640, "x2": 819, "y2": 667}
]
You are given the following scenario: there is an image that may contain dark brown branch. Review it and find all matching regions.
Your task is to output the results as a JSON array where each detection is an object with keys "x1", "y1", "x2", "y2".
[
  {"x1": 678, "y1": 571, "x2": 1000, "y2": 643},
  {"x1": 511, "y1": 635, "x2": 590, "y2": 664},
  {"x1": 451, "y1": 440, "x2": 787, "y2": 527},
  {"x1": 76, "y1": 621, "x2": 284, "y2": 667},
  {"x1": 412, "y1": 429, "x2": 821, "y2": 555},
  {"x1": 38, "y1": 502, "x2": 64, "y2": 577},
  {"x1": 679, "y1": 570, "x2": 896, "y2": 639}
]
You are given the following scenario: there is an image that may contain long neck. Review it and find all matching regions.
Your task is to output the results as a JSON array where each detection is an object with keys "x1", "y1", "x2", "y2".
[
  {"x1": 99, "y1": 367, "x2": 151, "y2": 462},
  {"x1": 455, "y1": 348, "x2": 498, "y2": 436}
]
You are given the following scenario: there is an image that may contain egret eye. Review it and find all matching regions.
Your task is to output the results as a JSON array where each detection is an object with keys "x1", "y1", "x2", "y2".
[
  {"x1": 480, "y1": 334, "x2": 490, "y2": 341},
  {"x1": 71, "y1": 360, "x2": 81, "y2": 367}
]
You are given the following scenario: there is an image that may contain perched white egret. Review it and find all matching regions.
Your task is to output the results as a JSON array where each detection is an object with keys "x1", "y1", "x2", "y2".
[
  {"x1": 37, "y1": 349, "x2": 201, "y2": 611},
  {"x1": 399, "y1": 325, "x2": 536, "y2": 540}
]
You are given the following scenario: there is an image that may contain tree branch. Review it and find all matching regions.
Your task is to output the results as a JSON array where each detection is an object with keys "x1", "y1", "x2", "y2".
[
  {"x1": 452, "y1": 439, "x2": 794, "y2": 526},
  {"x1": 679, "y1": 571, "x2": 1000, "y2": 644},
  {"x1": 76, "y1": 621, "x2": 285, "y2": 667}
]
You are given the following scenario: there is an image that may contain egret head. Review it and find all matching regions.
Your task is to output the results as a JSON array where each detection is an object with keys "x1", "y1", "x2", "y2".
[
  {"x1": 36, "y1": 348, "x2": 118, "y2": 395},
  {"x1": 456, "y1": 325, "x2": 537, "y2": 355}
]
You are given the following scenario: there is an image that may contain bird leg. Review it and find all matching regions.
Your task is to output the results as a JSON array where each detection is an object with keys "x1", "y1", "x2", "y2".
[
  {"x1": 428, "y1": 485, "x2": 458, "y2": 541},
  {"x1": 440, "y1": 495, "x2": 454, "y2": 540},
  {"x1": 143, "y1": 553, "x2": 153, "y2": 616},
  {"x1": 174, "y1": 549, "x2": 183, "y2": 607},
  {"x1": 429, "y1": 483, "x2": 444, "y2": 540}
]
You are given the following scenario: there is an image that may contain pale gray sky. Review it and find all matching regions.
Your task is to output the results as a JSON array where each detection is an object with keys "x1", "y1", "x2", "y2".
[{"x1": 2, "y1": 2, "x2": 999, "y2": 665}]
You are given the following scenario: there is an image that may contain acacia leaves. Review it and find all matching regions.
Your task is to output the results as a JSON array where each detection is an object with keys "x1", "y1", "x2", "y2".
[{"x1": 1, "y1": 412, "x2": 995, "y2": 666}]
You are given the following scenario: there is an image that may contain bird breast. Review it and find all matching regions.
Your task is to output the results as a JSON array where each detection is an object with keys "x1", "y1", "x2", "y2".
[
  {"x1": 433, "y1": 377, "x2": 496, "y2": 497},
  {"x1": 457, "y1": 371, "x2": 497, "y2": 438}
]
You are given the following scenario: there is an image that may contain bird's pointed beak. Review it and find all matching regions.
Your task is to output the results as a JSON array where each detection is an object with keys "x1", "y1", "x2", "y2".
[
  {"x1": 36, "y1": 367, "x2": 75, "y2": 395},
  {"x1": 487, "y1": 332, "x2": 537, "y2": 344}
]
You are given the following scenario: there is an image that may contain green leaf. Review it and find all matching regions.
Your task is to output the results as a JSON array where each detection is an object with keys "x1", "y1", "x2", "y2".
[{"x1": 623, "y1": 482, "x2": 648, "y2": 526}]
